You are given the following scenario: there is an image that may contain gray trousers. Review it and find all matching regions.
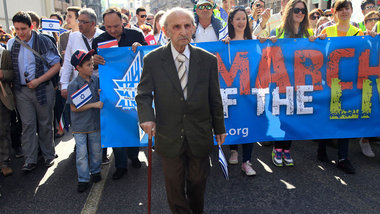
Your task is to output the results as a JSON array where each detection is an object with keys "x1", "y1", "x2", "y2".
[
  {"x1": 15, "y1": 83, "x2": 56, "y2": 164},
  {"x1": 0, "y1": 100, "x2": 11, "y2": 167}
]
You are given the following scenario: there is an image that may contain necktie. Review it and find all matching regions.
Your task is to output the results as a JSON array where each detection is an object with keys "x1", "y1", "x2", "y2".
[{"x1": 176, "y1": 54, "x2": 188, "y2": 99}]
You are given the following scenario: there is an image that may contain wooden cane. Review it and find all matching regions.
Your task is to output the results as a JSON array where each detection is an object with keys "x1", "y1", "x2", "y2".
[{"x1": 148, "y1": 137, "x2": 152, "y2": 214}]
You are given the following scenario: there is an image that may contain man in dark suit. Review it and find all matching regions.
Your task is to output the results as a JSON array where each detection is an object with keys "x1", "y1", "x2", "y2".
[{"x1": 136, "y1": 7, "x2": 226, "y2": 214}]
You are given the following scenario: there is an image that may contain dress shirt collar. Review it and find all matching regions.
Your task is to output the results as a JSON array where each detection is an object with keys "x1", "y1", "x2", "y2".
[{"x1": 171, "y1": 43, "x2": 190, "y2": 62}]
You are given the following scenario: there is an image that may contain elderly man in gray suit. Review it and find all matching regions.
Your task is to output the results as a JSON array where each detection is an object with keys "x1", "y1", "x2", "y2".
[{"x1": 136, "y1": 7, "x2": 226, "y2": 214}]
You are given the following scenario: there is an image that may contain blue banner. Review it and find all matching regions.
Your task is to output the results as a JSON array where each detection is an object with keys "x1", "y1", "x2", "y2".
[{"x1": 99, "y1": 36, "x2": 380, "y2": 147}]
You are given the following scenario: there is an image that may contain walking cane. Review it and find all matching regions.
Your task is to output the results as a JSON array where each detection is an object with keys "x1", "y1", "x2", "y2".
[{"x1": 148, "y1": 136, "x2": 152, "y2": 214}]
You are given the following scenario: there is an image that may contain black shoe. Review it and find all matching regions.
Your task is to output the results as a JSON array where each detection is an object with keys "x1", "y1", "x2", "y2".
[
  {"x1": 92, "y1": 173, "x2": 102, "y2": 183},
  {"x1": 44, "y1": 159, "x2": 55, "y2": 167},
  {"x1": 77, "y1": 182, "x2": 89, "y2": 193},
  {"x1": 317, "y1": 151, "x2": 329, "y2": 163},
  {"x1": 112, "y1": 168, "x2": 127, "y2": 180},
  {"x1": 14, "y1": 147, "x2": 24, "y2": 158},
  {"x1": 102, "y1": 156, "x2": 110, "y2": 165},
  {"x1": 337, "y1": 159, "x2": 355, "y2": 174},
  {"x1": 131, "y1": 158, "x2": 141, "y2": 169},
  {"x1": 21, "y1": 163, "x2": 37, "y2": 171}
]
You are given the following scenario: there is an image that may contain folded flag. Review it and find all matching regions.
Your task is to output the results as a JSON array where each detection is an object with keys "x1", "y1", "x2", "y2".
[
  {"x1": 218, "y1": 145, "x2": 229, "y2": 180},
  {"x1": 41, "y1": 19, "x2": 60, "y2": 32},
  {"x1": 71, "y1": 83, "x2": 93, "y2": 109},
  {"x1": 98, "y1": 39, "x2": 118, "y2": 49},
  {"x1": 218, "y1": 24, "x2": 228, "y2": 41}
]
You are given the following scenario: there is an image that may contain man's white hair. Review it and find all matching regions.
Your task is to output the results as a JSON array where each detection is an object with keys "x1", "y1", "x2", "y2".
[{"x1": 159, "y1": 7, "x2": 195, "y2": 28}]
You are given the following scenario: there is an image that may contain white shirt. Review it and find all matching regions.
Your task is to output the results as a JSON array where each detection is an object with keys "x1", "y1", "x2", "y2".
[
  {"x1": 171, "y1": 44, "x2": 190, "y2": 77},
  {"x1": 194, "y1": 24, "x2": 218, "y2": 43},
  {"x1": 60, "y1": 28, "x2": 103, "y2": 90}
]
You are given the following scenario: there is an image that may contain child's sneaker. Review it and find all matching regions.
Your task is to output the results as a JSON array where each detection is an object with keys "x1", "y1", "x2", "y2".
[
  {"x1": 229, "y1": 150, "x2": 238, "y2": 165},
  {"x1": 241, "y1": 161, "x2": 256, "y2": 176},
  {"x1": 272, "y1": 148, "x2": 283, "y2": 167},
  {"x1": 283, "y1": 150, "x2": 294, "y2": 166}
]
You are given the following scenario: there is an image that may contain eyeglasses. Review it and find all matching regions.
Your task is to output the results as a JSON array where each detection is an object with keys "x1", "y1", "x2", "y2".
[
  {"x1": 146, "y1": 18, "x2": 153, "y2": 21},
  {"x1": 365, "y1": 5, "x2": 375, "y2": 10},
  {"x1": 365, "y1": 18, "x2": 379, "y2": 24},
  {"x1": 309, "y1": 15, "x2": 320, "y2": 20},
  {"x1": 293, "y1": 8, "x2": 307, "y2": 15},
  {"x1": 24, "y1": 72, "x2": 30, "y2": 83},
  {"x1": 325, "y1": 13, "x2": 333, "y2": 17},
  {"x1": 77, "y1": 20, "x2": 90, "y2": 24},
  {"x1": 140, "y1": 15, "x2": 147, "y2": 18},
  {"x1": 198, "y1": 5, "x2": 212, "y2": 10}
]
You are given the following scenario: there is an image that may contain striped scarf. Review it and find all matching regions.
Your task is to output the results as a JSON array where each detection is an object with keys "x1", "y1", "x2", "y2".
[{"x1": 11, "y1": 31, "x2": 56, "y2": 105}]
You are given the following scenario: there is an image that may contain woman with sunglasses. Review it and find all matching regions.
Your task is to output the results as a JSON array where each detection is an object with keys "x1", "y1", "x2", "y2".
[
  {"x1": 308, "y1": 8, "x2": 323, "y2": 33},
  {"x1": 222, "y1": 7, "x2": 256, "y2": 176},
  {"x1": 265, "y1": 0, "x2": 314, "y2": 167}
]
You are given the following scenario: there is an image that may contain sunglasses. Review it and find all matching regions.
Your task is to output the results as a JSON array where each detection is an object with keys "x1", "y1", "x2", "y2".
[
  {"x1": 146, "y1": 18, "x2": 153, "y2": 21},
  {"x1": 256, "y1": 4, "x2": 263, "y2": 8},
  {"x1": 198, "y1": 5, "x2": 212, "y2": 10},
  {"x1": 293, "y1": 8, "x2": 307, "y2": 15},
  {"x1": 365, "y1": 18, "x2": 379, "y2": 24},
  {"x1": 325, "y1": 13, "x2": 333, "y2": 17},
  {"x1": 309, "y1": 15, "x2": 320, "y2": 20},
  {"x1": 140, "y1": 15, "x2": 147, "y2": 18},
  {"x1": 77, "y1": 20, "x2": 90, "y2": 24},
  {"x1": 365, "y1": 5, "x2": 375, "y2": 10}
]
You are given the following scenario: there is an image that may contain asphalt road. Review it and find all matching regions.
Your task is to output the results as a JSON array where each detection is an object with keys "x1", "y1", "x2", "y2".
[{"x1": 1, "y1": 134, "x2": 380, "y2": 214}]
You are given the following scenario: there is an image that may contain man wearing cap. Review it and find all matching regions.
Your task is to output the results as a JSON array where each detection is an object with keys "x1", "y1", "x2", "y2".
[
  {"x1": 67, "y1": 49, "x2": 103, "y2": 192},
  {"x1": 136, "y1": 7, "x2": 226, "y2": 213},
  {"x1": 193, "y1": 0, "x2": 224, "y2": 43},
  {"x1": 7, "y1": 11, "x2": 61, "y2": 171}
]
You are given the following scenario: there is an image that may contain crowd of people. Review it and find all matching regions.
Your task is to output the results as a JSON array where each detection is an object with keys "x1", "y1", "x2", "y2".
[{"x1": 1, "y1": 0, "x2": 380, "y2": 212}]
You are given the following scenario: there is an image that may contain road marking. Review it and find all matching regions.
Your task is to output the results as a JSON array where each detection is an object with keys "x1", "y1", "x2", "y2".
[{"x1": 81, "y1": 153, "x2": 113, "y2": 214}]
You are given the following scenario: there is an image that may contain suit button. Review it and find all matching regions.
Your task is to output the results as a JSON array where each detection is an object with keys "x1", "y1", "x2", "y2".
[
  {"x1": 183, "y1": 114, "x2": 186, "y2": 118},
  {"x1": 180, "y1": 98, "x2": 184, "y2": 101},
  {"x1": 180, "y1": 136, "x2": 184, "y2": 139},
  {"x1": 181, "y1": 129, "x2": 184, "y2": 132}
]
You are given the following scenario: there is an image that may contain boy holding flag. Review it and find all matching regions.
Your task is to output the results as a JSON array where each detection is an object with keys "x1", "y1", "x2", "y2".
[{"x1": 67, "y1": 49, "x2": 103, "y2": 192}]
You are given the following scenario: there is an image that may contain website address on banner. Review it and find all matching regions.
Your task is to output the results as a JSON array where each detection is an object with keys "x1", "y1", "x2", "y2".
[{"x1": 226, "y1": 127, "x2": 248, "y2": 137}]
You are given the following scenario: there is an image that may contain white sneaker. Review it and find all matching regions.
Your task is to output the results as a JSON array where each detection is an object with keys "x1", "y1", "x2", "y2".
[
  {"x1": 229, "y1": 150, "x2": 238, "y2": 164},
  {"x1": 359, "y1": 138, "x2": 375, "y2": 157},
  {"x1": 241, "y1": 161, "x2": 256, "y2": 176}
]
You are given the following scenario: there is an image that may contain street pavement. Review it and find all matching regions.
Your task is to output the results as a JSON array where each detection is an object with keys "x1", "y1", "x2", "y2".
[{"x1": 1, "y1": 133, "x2": 380, "y2": 214}]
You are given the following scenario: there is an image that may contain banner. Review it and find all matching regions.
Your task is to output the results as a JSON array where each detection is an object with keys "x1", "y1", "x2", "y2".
[{"x1": 99, "y1": 36, "x2": 380, "y2": 147}]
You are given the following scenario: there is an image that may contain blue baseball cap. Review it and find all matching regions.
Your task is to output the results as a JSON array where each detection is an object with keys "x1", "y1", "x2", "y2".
[{"x1": 70, "y1": 49, "x2": 95, "y2": 69}]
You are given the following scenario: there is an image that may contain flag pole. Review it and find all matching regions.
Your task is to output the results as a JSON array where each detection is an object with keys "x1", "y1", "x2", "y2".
[{"x1": 148, "y1": 137, "x2": 152, "y2": 214}]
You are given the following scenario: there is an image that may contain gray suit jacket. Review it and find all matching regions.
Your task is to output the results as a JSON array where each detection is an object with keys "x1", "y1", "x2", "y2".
[
  {"x1": 0, "y1": 49, "x2": 15, "y2": 111},
  {"x1": 136, "y1": 43, "x2": 225, "y2": 158}
]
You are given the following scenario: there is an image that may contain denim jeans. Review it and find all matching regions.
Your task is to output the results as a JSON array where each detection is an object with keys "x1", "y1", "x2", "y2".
[
  {"x1": 73, "y1": 131, "x2": 102, "y2": 182},
  {"x1": 229, "y1": 143, "x2": 254, "y2": 162}
]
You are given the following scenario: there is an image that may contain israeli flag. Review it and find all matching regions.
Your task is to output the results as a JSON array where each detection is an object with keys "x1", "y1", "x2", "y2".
[
  {"x1": 218, "y1": 24, "x2": 229, "y2": 41},
  {"x1": 218, "y1": 145, "x2": 229, "y2": 180},
  {"x1": 71, "y1": 84, "x2": 93, "y2": 109},
  {"x1": 41, "y1": 19, "x2": 60, "y2": 32}
]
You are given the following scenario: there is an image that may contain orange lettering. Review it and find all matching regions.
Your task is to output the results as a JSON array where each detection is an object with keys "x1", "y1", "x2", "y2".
[
  {"x1": 326, "y1": 48, "x2": 354, "y2": 90},
  {"x1": 294, "y1": 50, "x2": 323, "y2": 91}
]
